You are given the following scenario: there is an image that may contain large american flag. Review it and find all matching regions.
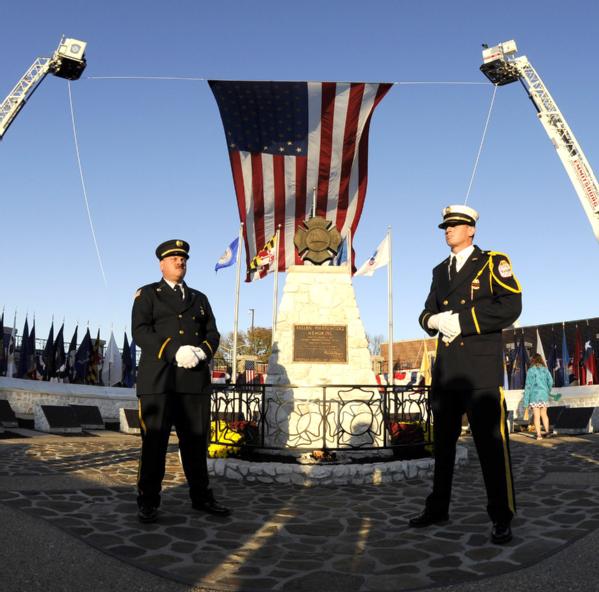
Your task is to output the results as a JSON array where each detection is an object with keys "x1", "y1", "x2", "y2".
[{"x1": 209, "y1": 81, "x2": 392, "y2": 281}]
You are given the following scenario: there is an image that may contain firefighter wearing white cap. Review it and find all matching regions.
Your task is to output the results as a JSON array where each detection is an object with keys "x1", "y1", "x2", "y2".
[{"x1": 410, "y1": 205, "x2": 522, "y2": 545}]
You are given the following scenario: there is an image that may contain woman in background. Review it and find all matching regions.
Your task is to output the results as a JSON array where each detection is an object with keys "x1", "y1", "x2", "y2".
[{"x1": 523, "y1": 354, "x2": 554, "y2": 440}]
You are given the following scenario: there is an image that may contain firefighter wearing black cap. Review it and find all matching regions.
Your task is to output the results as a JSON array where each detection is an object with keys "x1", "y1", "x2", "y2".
[
  {"x1": 132, "y1": 239, "x2": 230, "y2": 523},
  {"x1": 409, "y1": 206, "x2": 522, "y2": 545}
]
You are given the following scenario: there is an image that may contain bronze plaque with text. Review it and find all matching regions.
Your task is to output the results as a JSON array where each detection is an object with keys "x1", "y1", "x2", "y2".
[{"x1": 293, "y1": 324, "x2": 347, "y2": 363}]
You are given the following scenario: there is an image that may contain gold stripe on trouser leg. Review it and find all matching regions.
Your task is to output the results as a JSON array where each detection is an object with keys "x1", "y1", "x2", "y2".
[
  {"x1": 499, "y1": 387, "x2": 515, "y2": 514},
  {"x1": 136, "y1": 399, "x2": 146, "y2": 485}
]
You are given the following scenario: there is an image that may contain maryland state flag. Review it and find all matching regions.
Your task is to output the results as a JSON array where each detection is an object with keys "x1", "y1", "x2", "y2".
[{"x1": 248, "y1": 234, "x2": 276, "y2": 281}]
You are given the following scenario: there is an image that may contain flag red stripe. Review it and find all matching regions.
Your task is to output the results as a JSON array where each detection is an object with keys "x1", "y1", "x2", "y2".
[
  {"x1": 336, "y1": 83, "x2": 365, "y2": 232},
  {"x1": 294, "y1": 156, "x2": 308, "y2": 265},
  {"x1": 229, "y1": 152, "x2": 252, "y2": 270},
  {"x1": 316, "y1": 82, "x2": 337, "y2": 216},
  {"x1": 251, "y1": 153, "x2": 266, "y2": 256},
  {"x1": 273, "y1": 155, "x2": 287, "y2": 271}
]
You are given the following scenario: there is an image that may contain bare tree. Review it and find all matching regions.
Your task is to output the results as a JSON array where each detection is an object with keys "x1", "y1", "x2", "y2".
[{"x1": 367, "y1": 333, "x2": 385, "y2": 356}]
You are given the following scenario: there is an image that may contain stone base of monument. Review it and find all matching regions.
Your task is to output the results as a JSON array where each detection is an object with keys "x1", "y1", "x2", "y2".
[
  {"x1": 265, "y1": 265, "x2": 402, "y2": 451},
  {"x1": 70, "y1": 404, "x2": 104, "y2": 430},
  {"x1": 0, "y1": 399, "x2": 18, "y2": 428},
  {"x1": 120, "y1": 407, "x2": 141, "y2": 434},
  {"x1": 34, "y1": 404, "x2": 82, "y2": 434},
  {"x1": 207, "y1": 445, "x2": 467, "y2": 486}
]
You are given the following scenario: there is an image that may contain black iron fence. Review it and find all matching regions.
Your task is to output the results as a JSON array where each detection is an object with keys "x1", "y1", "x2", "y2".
[{"x1": 209, "y1": 383, "x2": 432, "y2": 453}]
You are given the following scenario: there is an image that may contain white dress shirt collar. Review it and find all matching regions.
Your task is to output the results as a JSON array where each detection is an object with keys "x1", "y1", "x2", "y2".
[
  {"x1": 164, "y1": 278, "x2": 185, "y2": 297},
  {"x1": 450, "y1": 244, "x2": 475, "y2": 273}
]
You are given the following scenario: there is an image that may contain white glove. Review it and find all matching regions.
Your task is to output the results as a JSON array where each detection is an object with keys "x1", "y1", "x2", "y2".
[
  {"x1": 439, "y1": 312, "x2": 461, "y2": 340},
  {"x1": 442, "y1": 333, "x2": 459, "y2": 345},
  {"x1": 176, "y1": 345, "x2": 201, "y2": 369},
  {"x1": 192, "y1": 346, "x2": 207, "y2": 361},
  {"x1": 427, "y1": 311, "x2": 453, "y2": 331}
]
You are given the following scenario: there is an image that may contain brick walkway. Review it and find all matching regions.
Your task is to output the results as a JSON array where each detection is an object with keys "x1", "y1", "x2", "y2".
[{"x1": 1, "y1": 431, "x2": 598, "y2": 591}]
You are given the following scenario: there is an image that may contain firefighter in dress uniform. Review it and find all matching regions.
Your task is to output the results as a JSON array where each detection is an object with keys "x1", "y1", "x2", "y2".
[
  {"x1": 409, "y1": 206, "x2": 521, "y2": 545},
  {"x1": 132, "y1": 239, "x2": 230, "y2": 523}
]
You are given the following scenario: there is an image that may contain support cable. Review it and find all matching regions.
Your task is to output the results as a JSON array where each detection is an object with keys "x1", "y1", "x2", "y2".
[
  {"x1": 67, "y1": 81, "x2": 108, "y2": 286},
  {"x1": 86, "y1": 76, "x2": 491, "y2": 86},
  {"x1": 464, "y1": 85, "x2": 498, "y2": 205}
]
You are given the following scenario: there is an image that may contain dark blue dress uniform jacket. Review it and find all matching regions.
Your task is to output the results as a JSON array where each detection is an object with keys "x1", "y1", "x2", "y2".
[
  {"x1": 132, "y1": 279, "x2": 220, "y2": 395},
  {"x1": 419, "y1": 246, "x2": 522, "y2": 391}
]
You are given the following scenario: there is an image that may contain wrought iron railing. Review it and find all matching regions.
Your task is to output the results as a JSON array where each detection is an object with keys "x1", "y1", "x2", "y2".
[{"x1": 210, "y1": 383, "x2": 432, "y2": 453}]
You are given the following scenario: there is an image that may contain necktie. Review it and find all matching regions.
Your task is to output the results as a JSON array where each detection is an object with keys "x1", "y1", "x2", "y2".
[
  {"x1": 173, "y1": 284, "x2": 183, "y2": 299},
  {"x1": 449, "y1": 256, "x2": 457, "y2": 281}
]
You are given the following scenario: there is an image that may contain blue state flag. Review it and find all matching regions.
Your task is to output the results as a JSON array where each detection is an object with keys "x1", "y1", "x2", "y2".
[
  {"x1": 215, "y1": 237, "x2": 239, "y2": 272},
  {"x1": 333, "y1": 237, "x2": 348, "y2": 266}
]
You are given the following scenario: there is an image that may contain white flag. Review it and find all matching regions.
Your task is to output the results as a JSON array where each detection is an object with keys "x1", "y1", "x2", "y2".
[
  {"x1": 101, "y1": 331, "x2": 123, "y2": 386},
  {"x1": 355, "y1": 235, "x2": 390, "y2": 277},
  {"x1": 535, "y1": 329, "x2": 546, "y2": 363}
]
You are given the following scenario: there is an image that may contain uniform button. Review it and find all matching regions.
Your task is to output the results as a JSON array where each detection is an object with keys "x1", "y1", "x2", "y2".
[
  {"x1": 195, "y1": 332, "x2": 199, "y2": 336},
  {"x1": 445, "y1": 342, "x2": 449, "y2": 347},
  {"x1": 179, "y1": 330, "x2": 184, "y2": 335},
  {"x1": 443, "y1": 300, "x2": 448, "y2": 305},
  {"x1": 178, "y1": 314, "x2": 183, "y2": 318},
  {"x1": 460, "y1": 299, "x2": 466, "y2": 304},
  {"x1": 460, "y1": 341, "x2": 464, "y2": 346},
  {"x1": 192, "y1": 316, "x2": 196, "y2": 320}
]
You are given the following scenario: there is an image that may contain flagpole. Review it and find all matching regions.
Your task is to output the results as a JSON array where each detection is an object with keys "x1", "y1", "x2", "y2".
[
  {"x1": 347, "y1": 229, "x2": 352, "y2": 278},
  {"x1": 272, "y1": 225, "x2": 281, "y2": 345},
  {"x1": 387, "y1": 226, "x2": 394, "y2": 385},
  {"x1": 232, "y1": 223, "x2": 243, "y2": 382}
]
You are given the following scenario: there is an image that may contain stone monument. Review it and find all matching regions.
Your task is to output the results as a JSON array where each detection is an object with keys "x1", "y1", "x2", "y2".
[{"x1": 265, "y1": 217, "x2": 382, "y2": 450}]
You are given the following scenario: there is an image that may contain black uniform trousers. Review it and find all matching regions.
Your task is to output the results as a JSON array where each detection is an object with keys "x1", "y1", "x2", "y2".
[
  {"x1": 426, "y1": 386, "x2": 515, "y2": 524},
  {"x1": 137, "y1": 392, "x2": 211, "y2": 507}
]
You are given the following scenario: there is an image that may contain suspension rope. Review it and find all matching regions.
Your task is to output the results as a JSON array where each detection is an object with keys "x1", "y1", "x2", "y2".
[
  {"x1": 395, "y1": 81, "x2": 491, "y2": 86},
  {"x1": 86, "y1": 76, "x2": 490, "y2": 86},
  {"x1": 67, "y1": 81, "x2": 108, "y2": 286},
  {"x1": 87, "y1": 76, "x2": 206, "y2": 81},
  {"x1": 464, "y1": 84, "x2": 498, "y2": 205}
]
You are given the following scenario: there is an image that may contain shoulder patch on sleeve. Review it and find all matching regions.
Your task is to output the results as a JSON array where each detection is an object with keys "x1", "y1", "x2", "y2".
[
  {"x1": 497, "y1": 259, "x2": 513, "y2": 278},
  {"x1": 489, "y1": 252, "x2": 522, "y2": 293}
]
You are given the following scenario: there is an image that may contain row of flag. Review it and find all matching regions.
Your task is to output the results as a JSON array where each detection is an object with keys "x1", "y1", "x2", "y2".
[
  {"x1": 215, "y1": 232, "x2": 390, "y2": 278},
  {"x1": 506, "y1": 325, "x2": 598, "y2": 389},
  {"x1": 0, "y1": 313, "x2": 137, "y2": 387}
]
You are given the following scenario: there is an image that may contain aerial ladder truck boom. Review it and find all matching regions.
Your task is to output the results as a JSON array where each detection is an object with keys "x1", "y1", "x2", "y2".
[
  {"x1": 0, "y1": 36, "x2": 87, "y2": 140},
  {"x1": 480, "y1": 40, "x2": 599, "y2": 242}
]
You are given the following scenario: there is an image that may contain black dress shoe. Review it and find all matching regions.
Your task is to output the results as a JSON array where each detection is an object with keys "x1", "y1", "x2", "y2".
[
  {"x1": 408, "y1": 510, "x2": 449, "y2": 528},
  {"x1": 138, "y1": 503, "x2": 158, "y2": 523},
  {"x1": 491, "y1": 522, "x2": 512, "y2": 544},
  {"x1": 192, "y1": 493, "x2": 231, "y2": 517}
]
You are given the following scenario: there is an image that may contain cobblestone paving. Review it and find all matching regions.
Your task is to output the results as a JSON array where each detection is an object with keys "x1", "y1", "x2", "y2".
[{"x1": 0, "y1": 433, "x2": 598, "y2": 591}]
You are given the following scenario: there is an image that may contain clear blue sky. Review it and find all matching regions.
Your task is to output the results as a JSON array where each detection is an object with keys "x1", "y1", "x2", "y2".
[{"x1": 1, "y1": 0, "x2": 598, "y2": 346}]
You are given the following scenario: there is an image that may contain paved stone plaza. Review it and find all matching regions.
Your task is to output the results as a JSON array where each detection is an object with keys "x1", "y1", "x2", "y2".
[{"x1": 1, "y1": 430, "x2": 598, "y2": 592}]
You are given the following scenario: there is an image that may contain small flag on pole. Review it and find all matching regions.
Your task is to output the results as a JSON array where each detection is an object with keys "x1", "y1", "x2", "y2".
[
  {"x1": 535, "y1": 329, "x2": 546, "y2": 364},
  {"x1": 333, "y1": 237, "x2": 348, "y2": 266},
  {"x1": 561, "y1": 325, "x2": 570, "y2": 386},
  {"x1": 354, "y1": 234, "x2": 390, "y2": 277},
  {"x1": 101, "y1": 331, "x2": 123, "y2": 387},
  {"x1": 249, "y1": 235, "x2": 276, "y2": 280},
  {"x1": 583, "y1": 329, "x2": 597, "y2": 385},
  {"x1": 215, "y1": 237, "x2": 239, "y2": 273},
  {"x1": 245, "y1": 360, "x2": 256, "y2": 383}
]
